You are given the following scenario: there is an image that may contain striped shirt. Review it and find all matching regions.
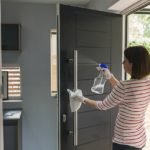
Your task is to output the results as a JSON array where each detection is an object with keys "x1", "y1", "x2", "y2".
[{"x1": 96, "y1": 78, "x2": 150, "y2": 148}]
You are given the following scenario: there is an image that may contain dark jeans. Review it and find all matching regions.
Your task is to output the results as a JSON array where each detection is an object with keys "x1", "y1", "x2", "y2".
[{"x1": 113, "y1": 143, "x2": 142, "y2": 150}]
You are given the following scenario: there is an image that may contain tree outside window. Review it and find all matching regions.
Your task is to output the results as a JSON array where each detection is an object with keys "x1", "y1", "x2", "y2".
[{"x1": 128, "y1": 13, "x2": 150, "y2": 53}]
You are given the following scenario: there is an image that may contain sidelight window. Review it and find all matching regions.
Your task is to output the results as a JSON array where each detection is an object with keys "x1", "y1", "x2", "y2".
[{"x1": 50, "y1": 29, "x2": 57, "y2": 96}]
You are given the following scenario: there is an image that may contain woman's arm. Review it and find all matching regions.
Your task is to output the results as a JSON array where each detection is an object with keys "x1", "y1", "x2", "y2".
[
  {"x1": 83, "y1": 97, "x2": 98, "y2": 109},
  {"x1": 101, "y1": 67, "x2": 119, "y2": 87},
  {"x1": 83, "y1": 81, "x2": 124, "y2": 110},
  {"x1": 108, "y1": 75, "x2": 119, "y2": 87}
]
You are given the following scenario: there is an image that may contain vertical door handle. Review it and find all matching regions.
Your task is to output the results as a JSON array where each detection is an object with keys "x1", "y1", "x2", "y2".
[{"x1": 74, "y1": 50, "x2": 78, "y2": 146}]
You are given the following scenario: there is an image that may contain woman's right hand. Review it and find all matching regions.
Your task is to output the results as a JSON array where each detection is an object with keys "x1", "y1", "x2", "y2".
[
  {"x1": 96, "y1": 64, "x2": 119, "y2": 87},
  {"x1": 96, "y1": 66, "x2": 112, "y2": 79}
]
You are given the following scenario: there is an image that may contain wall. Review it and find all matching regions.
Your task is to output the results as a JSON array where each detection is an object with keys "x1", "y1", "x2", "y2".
[{"x1": 2, "y1": 2, "x2": 57, "y2": 150}]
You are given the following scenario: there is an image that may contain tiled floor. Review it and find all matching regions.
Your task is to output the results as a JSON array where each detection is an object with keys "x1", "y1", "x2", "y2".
[{"x1": 143, "y1": 104, "x2": 150, "y2": 150}]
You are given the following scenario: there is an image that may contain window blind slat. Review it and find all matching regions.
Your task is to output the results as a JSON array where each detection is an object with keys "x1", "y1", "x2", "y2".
[{"x1": 2, "y1": 66, "x2": 21, "y2": 98}]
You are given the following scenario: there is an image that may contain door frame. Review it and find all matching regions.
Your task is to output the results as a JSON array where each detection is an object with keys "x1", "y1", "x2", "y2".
[
  {"x1": 56, "y1": 4, "x2": 61, "y2": 150},
  {"x1": 123, "y1": 2, "x2": 150, "y2": 80},
  {"x1": 0, "y1": 2, "x2": 4, "y2": 149},
  {"x1": 122, "y1": 1, "x2": 150, "y2": 15}
]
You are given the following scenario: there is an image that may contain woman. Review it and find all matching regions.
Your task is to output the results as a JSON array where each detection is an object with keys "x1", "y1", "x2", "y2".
[{"x1": 71, "y1": 46, "x2": 150, "y2": 150}]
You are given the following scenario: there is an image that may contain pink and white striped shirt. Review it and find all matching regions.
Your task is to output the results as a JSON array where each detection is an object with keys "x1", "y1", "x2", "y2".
[{"x1": 97, "y1": 78, "x2": 150, "y2": 148}]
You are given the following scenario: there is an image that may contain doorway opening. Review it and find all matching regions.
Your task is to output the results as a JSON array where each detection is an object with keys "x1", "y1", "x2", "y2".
[{"x1": 127, "y1": 5, "x2": 150, "y2": 150}]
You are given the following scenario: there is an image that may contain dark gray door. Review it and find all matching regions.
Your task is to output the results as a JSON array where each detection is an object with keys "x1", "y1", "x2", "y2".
[{"x1": 58, "y1": 4, "x2": 122, "y2": 150}]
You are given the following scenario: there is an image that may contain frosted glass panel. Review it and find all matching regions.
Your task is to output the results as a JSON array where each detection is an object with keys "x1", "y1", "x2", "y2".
[{"x1": 50, "y1": 30, "x2": 57, "y2": 96}]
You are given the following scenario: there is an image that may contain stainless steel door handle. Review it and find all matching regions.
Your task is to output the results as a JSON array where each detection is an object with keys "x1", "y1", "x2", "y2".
[{"x1": 74, "y1": 50, "x2": 78, "y2": 146}]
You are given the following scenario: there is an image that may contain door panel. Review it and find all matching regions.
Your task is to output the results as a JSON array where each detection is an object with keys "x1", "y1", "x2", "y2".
[
  {"x1": 78, "y1": 80, "x2": 111, "y2": 95},
  {"x1": 77, "y1": 139, "x2": 110, "y2": 150},
  {"x1": 78, "y1": 110, "x2": 110, "y2": 128},
  {"x1": 78, "y1": 64, "x2": 111, "y2": 79},
  {"x1": 77, "y1": 31, "x2": 111, "y2": 47},
  {"x1": 76, "y1": 14, "x2": 111, "y2": 31},
  {"x1": 78, "y1": 124, "x2": 110, "y2": 144},
  {"x1": 78, "y1": 48, "x2": 111, "y2": 64},
  {"x1": 58, "y1": 4, "x2": 122, "y2": 150}
]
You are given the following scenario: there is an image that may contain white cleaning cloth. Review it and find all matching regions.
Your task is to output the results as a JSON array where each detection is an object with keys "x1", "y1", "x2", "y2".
[{"x1": 67, "y1": 89, "x2": 83, "y2": 112}]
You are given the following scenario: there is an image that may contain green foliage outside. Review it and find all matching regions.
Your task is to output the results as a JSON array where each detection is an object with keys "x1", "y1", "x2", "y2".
[
  {"x1": 128, "y1": 14, "x2": 150, "y2": 53},
  {"x1": 129, "y1": 41, "x2": 150, "y2": 53}
]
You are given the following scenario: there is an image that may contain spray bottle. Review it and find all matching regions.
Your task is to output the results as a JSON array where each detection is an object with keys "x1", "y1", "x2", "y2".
[{"x1": 91, "y1": 64, "x2": 108, "y2": 94}]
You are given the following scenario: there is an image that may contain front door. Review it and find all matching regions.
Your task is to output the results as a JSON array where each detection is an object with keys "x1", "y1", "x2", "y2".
[{"x1": 57, "y1": 4, "x2": 123, "y2": 150}]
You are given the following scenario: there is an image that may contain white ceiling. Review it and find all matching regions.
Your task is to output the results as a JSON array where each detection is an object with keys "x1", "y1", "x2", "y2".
[{"x1": 3, "y1": 0, "x2": 91, "y2": 4}]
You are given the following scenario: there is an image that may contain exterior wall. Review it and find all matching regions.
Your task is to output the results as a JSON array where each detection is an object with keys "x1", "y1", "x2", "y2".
[{"x1": 2, "y1": 2, "x2": 57, "y2": 150}]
